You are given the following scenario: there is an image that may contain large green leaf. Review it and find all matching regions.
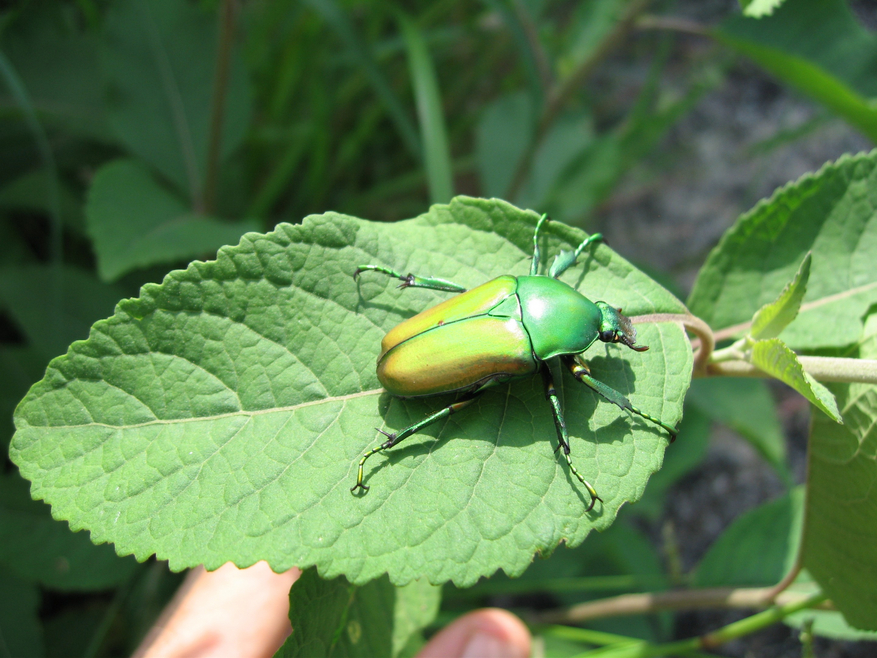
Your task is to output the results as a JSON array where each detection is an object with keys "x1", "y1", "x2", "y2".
[
  {"x1": 802, "y1": 312, "x2": 877, "y2": 630},
  {"x1": 278, "y1": 568, "x2": 440, "y2": 658},
  {"x1": 86, "y1": 159, "x2": 260, "y2": 281},
  {"x1": 10, "y1": 197, "x2": 691, "y2": 586},
  {"x1": 101, "y1": 0, "x2": 251, "y2": 199},
  {"x1": 688, "y1": 150, "x2": 877, "y2": 351}
]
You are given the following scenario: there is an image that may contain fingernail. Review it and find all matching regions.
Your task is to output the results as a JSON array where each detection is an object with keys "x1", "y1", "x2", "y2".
[{"x1": 461, "y1": 632, "x2": 507, "y2": 658}]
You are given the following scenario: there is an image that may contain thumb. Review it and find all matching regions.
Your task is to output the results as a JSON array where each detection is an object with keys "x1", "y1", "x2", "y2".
[{"x1": 416, "y1": 608, "x2": 531, "y2": 658}]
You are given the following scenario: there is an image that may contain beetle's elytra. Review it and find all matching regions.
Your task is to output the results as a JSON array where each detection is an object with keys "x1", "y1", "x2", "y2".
[{"x1": 351, "y1": 214, "x2": 677, "y2": 511}]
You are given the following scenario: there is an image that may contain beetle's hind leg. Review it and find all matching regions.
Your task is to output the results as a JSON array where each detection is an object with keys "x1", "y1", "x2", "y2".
[
  {"x1": 353, "y1": 265, "x2": 467, "y2": 293},
  {"x1": 351, "y1": 389, "x2": 485, "y2": 494},
  {"x1": 540, "y1": 364, "x2": 601, "y2": 512},
  {"x1": 565, "y1": 354, "x2": 678, "y2": 440}
]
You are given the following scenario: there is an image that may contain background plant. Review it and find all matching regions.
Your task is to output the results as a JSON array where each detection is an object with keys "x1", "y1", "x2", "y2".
[{"x1": 2, "y1": 0, "x2": 876, "y2": 656}]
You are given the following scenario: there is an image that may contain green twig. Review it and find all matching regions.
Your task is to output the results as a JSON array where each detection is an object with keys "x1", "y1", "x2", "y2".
[
  {"x1": 706, "y1": 356, "x2": 877, "y2": 384},
  {"x1": 631, "y1": 313, "x2": 714, "y2": 376},
  {"x1": 530, "y1": 586, "x2": 830, "y2": 625},
  {"x1": 544, "y1": 592, "x2": 827, "y2": 657},
  {"x1": 698, "y1": 592, "x2": 828, "y2": 651}
]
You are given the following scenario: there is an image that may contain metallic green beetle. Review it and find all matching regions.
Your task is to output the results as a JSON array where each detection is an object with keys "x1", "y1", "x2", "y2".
[{"x1": 351, "y1": 215, "x2": 677, "y2": 510}]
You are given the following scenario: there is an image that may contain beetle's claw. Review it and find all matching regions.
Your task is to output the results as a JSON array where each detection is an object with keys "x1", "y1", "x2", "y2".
[
  {"x1": 353, "y1": 267, "x2": 364, "y2": 280},
  {"x1": 350, "y1": 482, "x2": 370, "y2": 494},
  {"x1": 585, "y1": 493, "x2": 602, "y2": 513}
]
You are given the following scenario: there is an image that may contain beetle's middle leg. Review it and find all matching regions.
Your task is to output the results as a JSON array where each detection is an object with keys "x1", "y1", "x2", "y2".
[
  {"x1": 351, "y1": 387, "x2": 489, "y2": 494},
  {"x1": 354, "y1": 265, "x2": 467, "y2": 293},
  {"x1": 564, "y1": 354, "x2": 678, "y2": 440},
  {"x1": 540, "y1": 364, "x2": 601, "y2": 511}
]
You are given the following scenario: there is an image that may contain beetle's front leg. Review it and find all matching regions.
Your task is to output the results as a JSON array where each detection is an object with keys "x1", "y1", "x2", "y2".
[
  {"x1": 354, "y1": 265, "x2": 467, "y2": 293},
  {"x1": 540, "y1": 364, "x2": 601, "y2": 511},
  {"x1": 351, "y1": 391, "x2": 483, "y2": 494},
  {"x1": 565, "y1": 354, "x2": 678, "y2": 440}
]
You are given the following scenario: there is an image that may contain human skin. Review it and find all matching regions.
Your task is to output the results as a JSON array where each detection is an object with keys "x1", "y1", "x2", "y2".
[{"x1": 134, "y1": 563, "x2": 530, "y2": 658}]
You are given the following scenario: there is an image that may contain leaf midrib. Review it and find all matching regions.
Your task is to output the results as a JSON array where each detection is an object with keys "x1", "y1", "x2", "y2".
[{"x1": 19, "y1": 387, "x2": 384, "y2": 430}]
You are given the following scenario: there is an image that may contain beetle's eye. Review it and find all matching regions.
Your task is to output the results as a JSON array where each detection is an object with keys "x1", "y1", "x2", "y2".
[{"x1": 600, "y1": 329, "x2": 616, "y2": 342}]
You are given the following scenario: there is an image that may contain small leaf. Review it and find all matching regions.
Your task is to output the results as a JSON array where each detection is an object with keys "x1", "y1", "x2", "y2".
[
  {"x1": 750, "y1": 252, "x2": 811, "y2": 341},
  {"x1": 86, "y1": 159, "x2": 260, "y2": 281},
  {"x1": 277, "y1": 568, "x2": 440, "y2": 658},
  {"x1": 750, "y1": 338, "x2": 841, "y2": 422}
]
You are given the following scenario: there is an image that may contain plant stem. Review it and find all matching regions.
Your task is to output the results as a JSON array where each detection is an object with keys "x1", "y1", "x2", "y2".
[
  {"x1": 530, "y1": 586, "x2": 831, "y2": 625},
  {"x1": 764, "y1": 563, "x2": 802, "y2": 602},
  {"x1": 633, "y1": 313, "x2": 715, "y2": 375},
  {"x1": 204, "y1": 0, "x2": 237, "y2": 215},
  {"x1": 636, "y1": 14, "x2": 710, "y2": 36},
  {"x1": 698, "y1": 592, "x2": 828, "y2": 650},
  {"x1": 546, "y1": 592, "x2": 828, "y2": 657},
  {"x1": 707, "y1": 357, "x2": 877, "y2": 384}
]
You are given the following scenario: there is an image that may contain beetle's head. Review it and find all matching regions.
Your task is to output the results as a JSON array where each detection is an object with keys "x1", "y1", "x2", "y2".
[{"x1": 595, "y1": 302, "x2": 649, "y2": 352}]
